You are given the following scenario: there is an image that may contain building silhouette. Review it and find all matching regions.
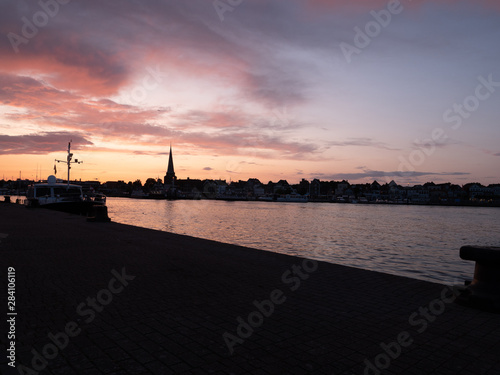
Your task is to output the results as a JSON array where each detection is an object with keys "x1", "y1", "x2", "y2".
[{"x1": 163, "y1": 144, "x2": 177, "y2": 187}]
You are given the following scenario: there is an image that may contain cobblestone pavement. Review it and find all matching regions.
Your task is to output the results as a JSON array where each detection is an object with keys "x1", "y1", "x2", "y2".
[{"x1": 1, "y1": 203, "x2": 499, "y2": 374}]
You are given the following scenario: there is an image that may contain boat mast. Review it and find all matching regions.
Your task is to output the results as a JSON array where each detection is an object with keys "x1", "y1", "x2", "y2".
[{"x1": 55, "y1": 141, "x2": 83, "y2": 189}]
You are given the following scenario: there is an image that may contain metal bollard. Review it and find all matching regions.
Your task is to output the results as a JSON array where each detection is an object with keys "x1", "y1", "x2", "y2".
[
  {"x1": 87, "y1": 205, "x2": 111, "y2": 222},
  {"x1": 455, "y1": 245, "x2": 500, "y2": 312}
]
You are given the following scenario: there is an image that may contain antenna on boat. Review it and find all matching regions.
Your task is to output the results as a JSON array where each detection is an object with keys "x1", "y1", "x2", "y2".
[{"x1": 55, "y1": 141, "x2": 83, "y2": 189}]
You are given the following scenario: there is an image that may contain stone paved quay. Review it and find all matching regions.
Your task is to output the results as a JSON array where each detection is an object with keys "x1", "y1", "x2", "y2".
[{"x1": 1, "y1": 202, "x2": 499, "y2": 375}]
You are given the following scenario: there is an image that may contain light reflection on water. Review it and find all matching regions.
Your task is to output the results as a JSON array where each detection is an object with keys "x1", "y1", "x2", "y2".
[{"x1": 107, "y1": 198, "x2": 500, "y2": 284}]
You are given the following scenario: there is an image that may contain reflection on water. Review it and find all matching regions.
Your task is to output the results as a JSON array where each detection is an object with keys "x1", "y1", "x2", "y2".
[{"x1": 107, "y1": 198, "x2": 500, "y2": 284}]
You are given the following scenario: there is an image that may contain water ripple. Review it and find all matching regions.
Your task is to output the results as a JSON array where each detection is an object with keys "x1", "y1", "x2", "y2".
[{"x1": 107, "y1": 199, "x2": 500, "y2": 284}]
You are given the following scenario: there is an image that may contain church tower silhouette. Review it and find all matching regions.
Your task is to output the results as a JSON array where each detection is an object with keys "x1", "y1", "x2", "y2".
[{"x1": 164, "y1": 144, "x2": 176, "y2": 187}]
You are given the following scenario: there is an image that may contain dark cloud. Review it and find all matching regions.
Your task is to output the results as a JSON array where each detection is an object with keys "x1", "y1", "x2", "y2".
[
  {"x1": 411, "y1": 138, "x2": 459, "y2": 149},
  {"x1": 132, "y1": 151, "x2": 170, "y2": 156},
  {"x1": 326, "y1": 169, "x2": 470, "y2": 181},
  {"x1": 244, "y1": 71, "x2": 306, "y2": 108},
  {"x1": 328, "y1": 138, "x2": 400, "y2": 151},
  {"x1": 0, "y1": 132, "x2": 93, "y2": 155}
]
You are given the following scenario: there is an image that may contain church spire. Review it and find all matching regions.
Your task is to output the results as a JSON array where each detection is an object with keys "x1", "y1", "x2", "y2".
[
  {"x1": 167, "y1": 143, "x2": 174, "y2": 174},
  {"x1": 164, "y1": 143, "x2": 176, "y2": 186}
]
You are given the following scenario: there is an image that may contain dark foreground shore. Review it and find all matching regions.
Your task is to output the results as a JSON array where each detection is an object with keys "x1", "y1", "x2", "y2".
[{"x1": 0, "y1": 203, "x2": 499, "y2": 375}]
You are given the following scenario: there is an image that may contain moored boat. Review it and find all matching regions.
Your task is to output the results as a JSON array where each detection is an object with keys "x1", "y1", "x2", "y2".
[
  {"x1": 25, "y1": 175, "x2": 105, "y2": 215},
  {"x1": 25, "y1": 142, "x2": 107, "y2": 215}
]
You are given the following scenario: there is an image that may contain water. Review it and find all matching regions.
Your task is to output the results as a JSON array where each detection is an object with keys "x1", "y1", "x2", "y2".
[{"x1": 107, "y1": 198, "x2": 500, "y2": 284}]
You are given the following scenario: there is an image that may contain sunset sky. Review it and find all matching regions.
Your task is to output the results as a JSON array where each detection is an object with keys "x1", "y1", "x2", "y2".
[{"x1": 1, "y1": 0, "x2": 499, "y2": 185}]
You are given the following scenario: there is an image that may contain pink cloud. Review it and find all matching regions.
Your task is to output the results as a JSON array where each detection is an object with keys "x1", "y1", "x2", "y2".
[
  {"x1": 0, "y1": 73, "x2": 320, "y2": 159},
  {"x1": 0, "y1": 0, "x2": 305, "y2": 109},
  {"x1": 0, "y1": 34, "x2": 129, "y2": 96}
]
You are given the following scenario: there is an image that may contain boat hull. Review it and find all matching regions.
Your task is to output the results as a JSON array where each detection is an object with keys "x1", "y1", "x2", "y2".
[{"x1": 27, "y1": 199, "x2": 97, "y2": 215}]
